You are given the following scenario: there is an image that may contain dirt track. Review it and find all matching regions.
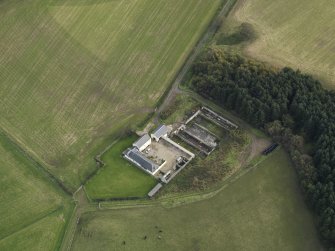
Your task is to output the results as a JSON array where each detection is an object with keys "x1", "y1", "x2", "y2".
[{"x1": 155, "y1": 0, "x2": 237, "y2": 124}]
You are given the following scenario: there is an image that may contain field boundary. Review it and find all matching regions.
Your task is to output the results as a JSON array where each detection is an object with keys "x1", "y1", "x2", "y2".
[
  {"x1": 80, "y1": 139, "x2": 120, "y2": 189},
  {"x1": 81, "y1": 0, "x2": 240, "y2": 204},
  {"x1": 155, "y1": 0, "x2": 237, "y2": 121},
  {"x1": 59, "y1": 205, "x2": 78, "y2": 251},
  {"x1": 0, "y1": 1, "x2": 240, "y2": 249},
  {"x1": 0, "y1": 128, "x2": 73, "y2": 195},
  {"x1": 99, "y1": 148, "x2": 274, "y2": 210},
  {"x1": 0, "y1": 206, "x2": 63, "y2": 243}
]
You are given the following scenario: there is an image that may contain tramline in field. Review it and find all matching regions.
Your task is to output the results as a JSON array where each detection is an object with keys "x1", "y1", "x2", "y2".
[{"x1": 0, "y1": 0, "x2": 222, "y2": 191}]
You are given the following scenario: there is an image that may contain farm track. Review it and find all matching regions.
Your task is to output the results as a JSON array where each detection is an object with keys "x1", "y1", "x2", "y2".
[
  {"x1": 99, "y1": 149, "x2": 271, "y2": 211},
  {"x1": 62, "y1": 136, "x2": 270, "y2": 250},
  {"x1": 0, "y1": 0, "x2": 244, "y2": 250},
  {"x1": 49, "y1": 0, "x2": 332, "y2": 249},
  {"x1": 60, "y1": 1, "x2": 238, "y2": 250},
  {"x1": 155, "y1": 0, "x2": 237, "y2": 122},
  {"x1": 0, "y1": 0, "x2": 223, "y2": 189},
  {"x1": 0, "y1": 0, "x2": 327, "y2": 249}
]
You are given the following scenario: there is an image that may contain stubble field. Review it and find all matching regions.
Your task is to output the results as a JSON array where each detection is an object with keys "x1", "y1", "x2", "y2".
[{"x1": 233, "y1": 0, "x2": 335, "y2": 86}]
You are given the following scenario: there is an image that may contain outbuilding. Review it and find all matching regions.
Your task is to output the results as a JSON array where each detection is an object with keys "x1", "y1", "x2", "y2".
[
  {"x1": 133, "y1": 134, "x2": 151, "y2": 151},
  {"x1": 123, "y1": 147, "x2": 159, "y2": 174},
  {"x1": 151, "y1": 125, "x2": 168, "y2": 142},
  {"x1": 148, "y1": 183, "x2": 163, "y2": 197}
]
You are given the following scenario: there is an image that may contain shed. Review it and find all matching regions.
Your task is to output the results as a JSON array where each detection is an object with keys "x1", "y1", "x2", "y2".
[{"x1": 148, "y1": 183, "x2": 163, "y2": 197}]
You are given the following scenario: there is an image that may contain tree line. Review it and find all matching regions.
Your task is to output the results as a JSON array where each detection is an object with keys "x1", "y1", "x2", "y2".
[{"x1": 191, "y1": 47, "x2": 335, "y2": 248}]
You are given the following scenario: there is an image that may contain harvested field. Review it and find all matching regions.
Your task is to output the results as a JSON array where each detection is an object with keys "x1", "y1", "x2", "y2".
[
  {"x1": 233, "y1": 0, "x2": 335, "y2": 86},
  {"x1": 0, "y1": 0, "x2": 223, "y2": 190}
]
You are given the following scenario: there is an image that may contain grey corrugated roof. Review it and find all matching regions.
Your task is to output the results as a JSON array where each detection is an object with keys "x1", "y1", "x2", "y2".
[
  {"x1": 152, "y1": 125, "x2": 168, "y2": 139},
  {"x1": 125, "y1": 148, "x2": 158, "y2": 173},
  {"x1": 148, "y1": 183, "x2": 163, "y2": 197},
  {"x1": 133, "y1": 134, "x2": 151, "y2": 149}
]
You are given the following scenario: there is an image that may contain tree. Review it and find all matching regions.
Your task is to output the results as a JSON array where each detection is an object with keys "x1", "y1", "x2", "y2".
[{"x1": 191, "y1": 47, "x2": 335, "y2": 246}]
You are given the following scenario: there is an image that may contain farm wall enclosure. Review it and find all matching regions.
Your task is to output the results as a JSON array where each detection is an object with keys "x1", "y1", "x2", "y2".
[{"x1": 0, "y1": 0, "x2": 222, "y2": 190}]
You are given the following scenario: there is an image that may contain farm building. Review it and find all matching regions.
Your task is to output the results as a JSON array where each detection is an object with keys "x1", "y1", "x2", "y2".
[
  {"x1": 151, "y1": 125, "x2": 168, "y2": 141},
  {"x1": 123, "y1": 124, "x2": 194, "y2": 184},
  {"x1": 133, "y1": 134, "x2": 151, "y2": 151},
  {"x1": 123, "y1": 147, "x2": 165, "y2": 175},
  {"x1": 148, "y1": 183, "x2": 163, "y2": 197}
]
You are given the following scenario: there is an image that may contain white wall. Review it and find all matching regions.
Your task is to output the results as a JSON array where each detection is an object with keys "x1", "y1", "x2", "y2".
[{"x1": 139, "y1": 138, "x2": 151, "y2": 151}]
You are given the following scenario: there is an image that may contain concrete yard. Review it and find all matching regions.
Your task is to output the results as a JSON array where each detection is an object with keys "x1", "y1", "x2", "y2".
[{"x1": 142, "y1": 139, "x2": 190, "y2": 178}]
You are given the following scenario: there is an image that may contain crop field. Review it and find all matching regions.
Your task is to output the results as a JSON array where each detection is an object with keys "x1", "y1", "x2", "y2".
[
  {"x1": 72, "y1": 149, "x2": 322, "y2": 251},
  {"x1": 232, "y1": 0, "x2": 335, "y2": 86},
  {"x1": 0, "y1": 134, "x2": 72, "y2": 250},
  {"x1": 85, "y1": 136, "x2": 157, "y2": 200},
  {"x1": 0, "y1": 0, "x2": 223, "y2": 191}
]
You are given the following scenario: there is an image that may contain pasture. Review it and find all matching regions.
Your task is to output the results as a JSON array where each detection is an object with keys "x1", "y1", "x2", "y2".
[
  {"x1": 85, "y1": 136, "x2": 157, "y2": 200},
  {"x1": 0, "y1": 0, "x2": 223, "y2": 191},
  {"x1": 0, "y1": 134, "x2": 72, "y2": 250},
  {"x1": 0, "y1": 210, "x2": 68, "y2": 251},
  {"x1": 72, "y1": 149, "x2": 322, "y2": 250},
  {"x1": 232, "y1": 0, "x2": 335, "y2": 86}
]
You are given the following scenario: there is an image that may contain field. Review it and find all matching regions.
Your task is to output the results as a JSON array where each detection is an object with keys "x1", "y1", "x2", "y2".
[
  {"x1": 231, "y1": 0, "x2": 335, "y2": 86},
  {"x1": 0, "y1": 0, "x2": 223, "y2": 191},
  {"x1": 71, "y1": 149, "x2": 322, "y2": 250},
  {"x1": 0, "y1": 0, "x2": 325, "y2": 249},
  {"x1": 0, "y1": 134, "x2": 72, "y2": 250},
  {"x1": 85, "y1": 136, "x2": 157, "y2": 200}
]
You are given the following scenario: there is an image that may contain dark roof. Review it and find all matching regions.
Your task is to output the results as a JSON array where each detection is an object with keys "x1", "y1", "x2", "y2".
[
  {"x1": 151, "y1": 125, "x2": 168, "y2": 139},
  {"x1": 133, "y1": 134, "x2": 151, "y2": 149},
  {"x1": 124, "y1": 148, "x2": 158, "y2": 173}
]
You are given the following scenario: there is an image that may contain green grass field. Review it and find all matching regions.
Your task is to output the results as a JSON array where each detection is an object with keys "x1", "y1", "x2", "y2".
[
  {"x1": 0, "y1": 0, "x2": 223, "y2": 191},
  {"x1": 72, "y1": 149, "x2": 322, "y2": 250},
  {"x1": 0, "y1": 211, "x2": 67, "y2": 251},
  {"x1": 0, "y1": 134, "x2": 73, "y2": 250},
  {"x1": 231, "y1": 0, "x2": 335, "y2": 86},
  {"x1": 85, "y1": 136, "x2": 157, "y2": 200}
]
